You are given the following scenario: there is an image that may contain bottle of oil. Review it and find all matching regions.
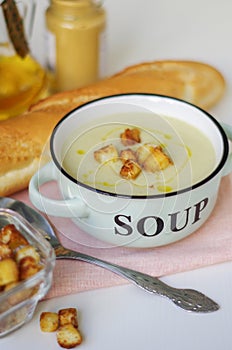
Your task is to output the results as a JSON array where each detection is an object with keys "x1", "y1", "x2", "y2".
[
  {"x1": 45, "y1": 0, "x2": 106, "y2": 92},
  {"x1": 0, "y1": 0, "x2": 49, "y2": 120}
]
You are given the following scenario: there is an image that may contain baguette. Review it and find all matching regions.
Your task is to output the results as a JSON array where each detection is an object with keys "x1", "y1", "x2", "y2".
[{"x1": 0, "y1": 60, "x2": 226, "y2": 197}]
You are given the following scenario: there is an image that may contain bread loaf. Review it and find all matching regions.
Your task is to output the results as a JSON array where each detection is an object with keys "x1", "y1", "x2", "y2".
[{"x1": 0, "y1": 60, "x2": 226, "y2": 197}]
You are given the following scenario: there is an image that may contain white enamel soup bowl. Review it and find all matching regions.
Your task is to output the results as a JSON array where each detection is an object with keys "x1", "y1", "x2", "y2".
[{"x1": 29, "y1": 94, "x2": 232, "y2": 248}]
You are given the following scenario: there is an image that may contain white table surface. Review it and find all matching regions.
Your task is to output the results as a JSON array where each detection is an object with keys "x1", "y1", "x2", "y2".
[{"x1": 3, "y1": 0, "x2": 232, "y2": 349}]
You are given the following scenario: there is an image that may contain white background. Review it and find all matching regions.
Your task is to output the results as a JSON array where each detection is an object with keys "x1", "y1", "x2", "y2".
[{"x1": 2, "y1": 0, "x2": 232, "y2": 349}]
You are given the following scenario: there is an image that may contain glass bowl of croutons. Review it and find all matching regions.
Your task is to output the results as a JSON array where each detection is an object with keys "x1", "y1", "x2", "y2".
[{"x1": 0, "y1": 208, "x2": 55, "y2": 337}]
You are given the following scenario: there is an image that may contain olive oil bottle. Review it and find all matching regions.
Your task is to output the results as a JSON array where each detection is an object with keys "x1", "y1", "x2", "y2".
[{"x1": 0, "y1": 0, "x2": 49, "y2": 120}]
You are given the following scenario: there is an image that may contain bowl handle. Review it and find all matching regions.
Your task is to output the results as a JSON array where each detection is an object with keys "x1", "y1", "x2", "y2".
[
  {"x1": 221, "y1": 122, "x2": 232, "y2": 177},
  {"x1": 29, "y1": 162, "x2": 89, "y2": 218}
]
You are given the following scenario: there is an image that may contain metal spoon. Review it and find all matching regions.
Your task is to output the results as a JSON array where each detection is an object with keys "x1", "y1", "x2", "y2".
[
  {"x1": 0, "y1": 197, "x2": 220, "y2": 313},
  {"x1": 46, "y1": 228, "x2": 219, "y2": 313}
]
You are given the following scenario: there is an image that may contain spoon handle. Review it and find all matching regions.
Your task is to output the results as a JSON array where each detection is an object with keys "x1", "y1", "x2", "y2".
[{"x1": 55, "y1": 246, "x2": 219, "y2": 313}]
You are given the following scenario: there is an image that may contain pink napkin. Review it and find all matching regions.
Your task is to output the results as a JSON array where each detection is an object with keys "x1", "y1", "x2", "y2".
[{"x1": 12, "y1": 174, "x2": 232, "y2": 300}]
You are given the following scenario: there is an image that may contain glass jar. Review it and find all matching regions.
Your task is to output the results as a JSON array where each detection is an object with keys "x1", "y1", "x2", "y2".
[
  {"x1": 0, "y1": 0, "x2": 49, "y2": 120},
  {"x1": 45, "y1": 0, "x2": 107, "y2": 92}
]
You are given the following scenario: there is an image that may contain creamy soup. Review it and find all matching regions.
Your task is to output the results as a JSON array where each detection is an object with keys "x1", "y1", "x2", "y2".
[{"x1": 61, "y1": 112, "x2": 216, "y2": 196}]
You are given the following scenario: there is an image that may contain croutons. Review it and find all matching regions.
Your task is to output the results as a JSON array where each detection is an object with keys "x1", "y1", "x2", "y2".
[
  {"x1": 57, "y1": 324, "x2": 82, "y2": 349},
  {"x1": 0, "y1": 224, "x2": 29, "y2": 249},
  {"x1": 19, "y1": 256, "x2": 42, "y2": 280},
  {"x1": 40, "y1": 312, "x2": 59, "y2": 332},
  {"x1": 93, "y1": 127, "x2": 173, "y2": 183},
  {"x1": 136, "y1": 143, "x2": 153, "y2": 165},
  {"x1": 120, "y1": 148, "x2": 137, "y2": 163},
  {"x1": 0, "y1": 224, "x2": 44, "y2": 294},
  {"x1": 94, "y1": 144, "x2": 118, "y2": 163},
  {"x1": 40, "y1": 308, "x2": 82, "y2": 348},
  {"x1": 120, "y1": 128, "x2": 141, "y2": 146},
  {"x1": 59, "y1": 308, "x2": 78, "y2": 328},
  {"x1": 143, "y1": 145, "x2": 172, "y2": 172},
  {"x1": 120, "y1": 160, "x2": 141, "y2": 180},
  {"x1": 136, "y1": 144, "x2": 172, "y2": 172},
  {"x1": 0, "y1": 258, "x2": 19, "y2": 286},
  {"x1": 0, "y1": 242, "x2": 13, "y2": 260},
  {"x1": 0, "y1": 224, "x2": 15, "y2": 244},
  {"x1": 15, "y1": 245, "x2": 40, "y2": 264}
]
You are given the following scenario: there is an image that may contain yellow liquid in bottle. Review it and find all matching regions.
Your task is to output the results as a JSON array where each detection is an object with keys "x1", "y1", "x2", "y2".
[{"x1": 0, "y1": 54, "x2": 49, "y2": 120}]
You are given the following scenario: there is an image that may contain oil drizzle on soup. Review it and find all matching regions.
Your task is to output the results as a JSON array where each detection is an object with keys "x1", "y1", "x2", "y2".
[{"x1": 61, "y1": 113, "x2": 216, "y2": 196}]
